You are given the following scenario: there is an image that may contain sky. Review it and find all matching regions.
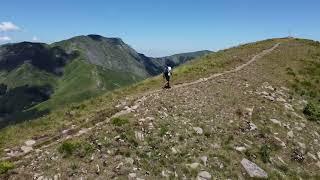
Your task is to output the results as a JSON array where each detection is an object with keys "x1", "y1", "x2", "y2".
[{"x1": 0, "y1": 0, "x2": 319, "y2": 57}]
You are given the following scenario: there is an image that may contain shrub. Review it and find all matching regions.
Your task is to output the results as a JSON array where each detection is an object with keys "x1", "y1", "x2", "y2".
[
  {"x1": 111, "y1": 117, "x2": 129, "y2": 126},
  {"x1": 58, "y1": 140, "x2": 80, "y2": 156},
  {"x1": 260, "y1": 145, "x2": 271, "y2": 163},
  {"x1": 303, "y1": 102, "x2": 320, "y2": 121},
  {"x1": 58, "y1": 140, "x2": 93, "y2": 158},
  {"x1": 0, "y1": 161, "x2": 14, "y2": 174},
  {"x1": 159, "y1": 124, "x2": 169, "y2": 137}
]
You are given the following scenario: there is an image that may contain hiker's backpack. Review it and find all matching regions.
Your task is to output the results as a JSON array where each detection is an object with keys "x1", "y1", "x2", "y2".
[{"x1": 164, "y1": 66, "x2": 169, "y2": 75}]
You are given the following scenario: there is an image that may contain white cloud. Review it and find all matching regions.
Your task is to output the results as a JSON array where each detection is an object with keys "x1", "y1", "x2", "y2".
[
  {"x1": 32, "y1": 36, "x2": 39, "y2": 41},
  {"x1": 0, "y1": 36, "x2": 11, "y2": 42},
  {"x1": 0, "y1": 22, "x2": 20, "y2": 32}
]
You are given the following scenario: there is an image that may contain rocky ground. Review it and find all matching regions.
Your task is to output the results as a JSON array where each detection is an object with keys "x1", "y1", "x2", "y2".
[{"x1": 2, "y1": 41, "x2": 320, "y2": 179}]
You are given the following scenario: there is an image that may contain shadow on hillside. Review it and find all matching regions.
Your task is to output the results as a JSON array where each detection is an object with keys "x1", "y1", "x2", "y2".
[
  {"x1": 0, "y1": 108, "x2": 50, "y2": 129},
  {"x1": 0, "y1": 84, "x2": 53, "y2": 129},
  {"x1": 0, "y1": 42, "x2": 79, "y2": 75}
]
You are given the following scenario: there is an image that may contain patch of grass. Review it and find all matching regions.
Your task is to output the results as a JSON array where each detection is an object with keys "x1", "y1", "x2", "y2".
[
  {"x1": 286, "y1": 67, "x2": 296, "y2": 76},
  {"x1": 159, "y1": 124, "x2": 169, "y2": 137},
  {"x1": 0, "y1": 38, "x2": 285, "y2": 154},
  {"x1": 111, "y1": 117, "x2": 129, "y2": 126},
  {"x1": 259, "y1": 145, "x2": 271, "y2": 163},
  {"x1": 224, "y1": 135, "x2": 234, "y2": 145},
  {"x1": 58, "y1": 140, "x2": 93, "y2": 158},
  {"x1": 303, "y1": 102, "x2": 320, "y2": 121},
  {"x1": 58, "y1": 140, "x2": 80, "y2": 156},
  {"x1": 0, "y1": 161, "x2": 14, "y2": 174}
]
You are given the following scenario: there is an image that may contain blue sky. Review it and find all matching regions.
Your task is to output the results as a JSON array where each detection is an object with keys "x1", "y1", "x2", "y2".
[{"x1": 0, "y1": 0, "x2": 319, "y2": 56}]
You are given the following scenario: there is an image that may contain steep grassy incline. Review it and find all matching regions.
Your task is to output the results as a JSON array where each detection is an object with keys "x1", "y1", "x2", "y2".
[
  {"x1": 0, "y1": 35, "x2": 209, "y2": 127},
  {"x1": 0, "y1": 38, "x2": 278, "y2": 154},
  {"x1": 37, "y1": 59, "x2": 144, "y2": 111},
  {"x1": 5, "y1": 38, "x2": 318, "y2": 178}
]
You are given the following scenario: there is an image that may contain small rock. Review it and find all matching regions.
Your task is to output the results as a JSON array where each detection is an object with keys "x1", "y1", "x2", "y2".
[
  {"x1": 316, "y1": 162, "x2": 320, "y2": 169},
  {"x1": 297, "y1": 142, "x2": 306, "y2": 149},
  {"x1": 241, "y1": 158, "x2": 268, "y2": 178},
  {"x1": 4, "y1": 149, "x2": 11, "y2": 153},
  {"x1": 96, "y1": 164, "x2": 100, "y2": 174},
  {"x1": 248, "y1": 122, "x2": 257, "y2": 131},
  {"x1": 128, "y1": 173, "x2": 136, "y2": 180},
  {"x1": 161, "y1": 170, "x2": 171, "y2": 177},
  {"x1": 25, "y1": 140, "x2": 36, "y2": 147},
  {"x1": 277, "y1": 156, "x2": 287, "y2": 165},
  {"x1": 200, "y1": 156, "x2": 208, "y2": 166},
  {"x1": 135, "y1": 131, "x2": 144, "y2": 141},
  {"x1": 125, "y1": 157, "x2": 134, "y2": 165},
  {"x1": 187, "y1": 163, "x2": 200, "y2": 169},
  {"x1": 270, "y1": 119, "x2": 281, "y2": 126},
  {"x1": 274, "y1": 137, "x2": 286, "y2": 148},
  {"x1": 62, "y1": 129, "x2": 70, "y2": 134},
  {"x1": 21, "y1": 146, "x2": 33, "y2": 153},
  {"x1": 245, "y1": 107, "x2": 254, "y2": 117},
  {"x1": 212, "y1": 143, "x2": 221, "y2": 149},
  {"x1": 193, "y1": 127, "x2": 203, "y2": 135},
  {"x1": 291, "y1": 149, "x2": 304, "y2": 162},
  {"x1": 307, "y1": 152, "x2": 318, "y2": 161},
  {"x1": 76, "y1": 128, "x2": 89, "y2": 136},
  {"x1": 148, "y1": 122, "x2": 154, "y2": 129},
  {"x1": 264, "y1": 95, "x2": 275, "y2": 102},
  {"x1": 37, "y1": 176, "x2": 44, "y2": 180},
  {"x1": 265, "y1": 84, "x2": 275, "y2": 91},
  {"x1": 146, "y1": 117, "x2": 155, "y2": 121},
  {"x1": 53, "y1": 174, "x2": 60, "y2": 180},
  {"x1": 287, "y1": 130, "x2": 294, "y2": 138},
  {"x1": 317, "y1": 152, "x2": 320, "y2": 160},
  {"x1": 235, "y1": 146, "x2": 247, "y2": 152},
  {"x1": 219, "y1": 163, "x2": 224, "y2": 169},
  {"x1": 276, "y1": 97, "x2": 286, "y2": 103},
  {"x1": 284, "y1": 103, "x2": 294, "y2": 111},
  {"x1": 171, "y1": 147, "x2": 178, "y2": 154},
  {"x1": 197, "y1": 171, "x2": 211, "y2": 180}
]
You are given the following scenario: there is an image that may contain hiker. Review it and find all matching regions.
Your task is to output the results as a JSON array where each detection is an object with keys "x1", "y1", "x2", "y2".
[{"x1": 163, "y1": 65, "x2": 172, "y2": 89}]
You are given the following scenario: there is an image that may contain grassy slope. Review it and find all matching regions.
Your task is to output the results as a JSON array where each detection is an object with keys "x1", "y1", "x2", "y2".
[
  {"x1": 0, "y1": 63, "x2": 57, "y2": 89},
  {"x1": 36, "y1": 58, "x2": 143, "y2": 111},
  {"x1": 0, "y1": 38, "x2": 280, "y2": 153},
  {"x1": 20, "y1": 37, "x2": 319, "y2": 179}
]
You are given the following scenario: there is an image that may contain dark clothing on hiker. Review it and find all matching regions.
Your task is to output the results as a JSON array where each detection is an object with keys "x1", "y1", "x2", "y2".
[{"x1": 163, "y1": 66, "x2": 172, "y2": 88}]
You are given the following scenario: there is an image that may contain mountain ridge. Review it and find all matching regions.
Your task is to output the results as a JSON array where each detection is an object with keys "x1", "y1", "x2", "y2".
[
  {"x1": 0, "y1": 38, "x2": 320, "y2": 179},
  {"x1": 0, "y1": 34, "x2": 212, "y2": 127}
]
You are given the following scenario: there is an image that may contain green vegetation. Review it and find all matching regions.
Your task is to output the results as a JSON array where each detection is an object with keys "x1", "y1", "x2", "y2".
[
  {"x1": 159, "y1": 124, "x2": 169, "y2": 137},
  {"x1": 111, "y1": 117, "x2": 129, "y2": 126},
  {"x1": 0, "y1": 38, "x2": 284, "y2": 153},
  {"x1": 303, "y1": 102, "x2": 320, "y2": 121},
  {"x1": 0, "y1": 161, "x2": 14, "y2": 174},
  {"x1": 4, "y1": 37, "x2": 320, "y2": 179},
  {"x1": 0, "y1": 35, "x2": 207, "y2": 128},
  {"x1": 281, "y1": 39, "x2": 320, "y2": 121},
  {"x1": 58, "y1": 140, "x2": 93, "y2": 158},
  {"x1": 259, "y1": 145, "x2": 271, "y2": 163}
]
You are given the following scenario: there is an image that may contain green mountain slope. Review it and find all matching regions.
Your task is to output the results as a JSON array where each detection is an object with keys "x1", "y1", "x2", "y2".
[
  {"x1": 1, "y1": 38, "x2": 319, "y2": 179},
  {"x1": 0, "y1": 35, "x2": 210, "y2": 127}
]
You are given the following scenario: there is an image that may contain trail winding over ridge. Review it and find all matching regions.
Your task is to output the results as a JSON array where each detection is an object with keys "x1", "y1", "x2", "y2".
[{"x1": 2, "y1": 43, "x2": 280, "y2": 162}]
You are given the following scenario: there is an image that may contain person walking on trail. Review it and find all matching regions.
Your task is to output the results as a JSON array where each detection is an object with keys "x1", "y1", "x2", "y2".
[{"x1": 163, "y1": 65, "x2": 172, "y2": 89}]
